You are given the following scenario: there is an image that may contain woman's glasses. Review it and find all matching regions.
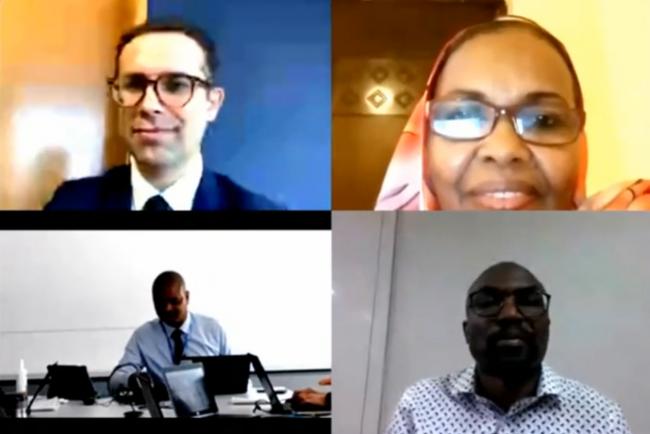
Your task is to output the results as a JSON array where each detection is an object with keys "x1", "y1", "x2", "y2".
[{"x1": 429, "y1": 99, "x2": 584, "y2": 146}]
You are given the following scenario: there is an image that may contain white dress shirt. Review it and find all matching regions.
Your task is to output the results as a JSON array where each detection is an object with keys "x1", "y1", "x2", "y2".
[{"x1": 130, "y1": 154, "x2": 204, "y2": 211}]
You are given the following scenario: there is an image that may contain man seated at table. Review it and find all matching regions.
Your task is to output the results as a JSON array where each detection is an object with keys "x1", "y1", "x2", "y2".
[{"x1": 109, "y1": 271, "x2": 230, "y2": 400}]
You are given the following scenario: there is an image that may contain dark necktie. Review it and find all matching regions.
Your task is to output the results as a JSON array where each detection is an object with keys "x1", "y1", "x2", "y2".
[
  {"x1": 171, "y1": 329, "x2": 184, "y2": 365},
  {"x1": 143, "y1": 195, "x2": 172, "y2": 211}
]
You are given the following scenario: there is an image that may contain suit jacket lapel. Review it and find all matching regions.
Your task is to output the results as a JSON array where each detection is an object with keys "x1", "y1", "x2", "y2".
[
  {"x1": 192, "y1": 170, "x2": 226, "y2": 210},
  {"x1": 97, "y1": 166, "x2": 228, "y2": 210},
  {"x1": 101, "y1": 165, "x2": 133, "y2": 210}
]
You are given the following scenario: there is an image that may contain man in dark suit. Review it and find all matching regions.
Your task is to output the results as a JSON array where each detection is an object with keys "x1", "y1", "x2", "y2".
[{"x1": 45, "y1": 21, "x2": 283, "y2": 211}]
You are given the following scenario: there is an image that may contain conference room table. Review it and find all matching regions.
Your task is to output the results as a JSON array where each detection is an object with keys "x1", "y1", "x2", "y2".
[{"x1": 4, "y1": 396, "x2": 331, "y2": 434}]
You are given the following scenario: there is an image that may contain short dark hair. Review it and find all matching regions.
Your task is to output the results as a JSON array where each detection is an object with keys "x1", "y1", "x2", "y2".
[
  {"x1": 152, "y1": 270, "x2": 186, "y2": 298},
  {"x1": 112, "y1": 20, "x2": 219, "y2": 82}
]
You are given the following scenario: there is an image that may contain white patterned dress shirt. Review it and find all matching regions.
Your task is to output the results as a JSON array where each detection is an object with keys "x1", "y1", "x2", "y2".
[{"x1": 386, "y1": 364, "x2": 631, "y2": 434}]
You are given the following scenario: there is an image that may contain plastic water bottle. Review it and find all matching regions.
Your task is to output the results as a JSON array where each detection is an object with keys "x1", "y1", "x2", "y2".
[
  {"x1": 15, "y1": 359, "x2": 28, "y2": 418},
  {"x1": 246, "y1": 378, "x2": 256, "y2": 398}
]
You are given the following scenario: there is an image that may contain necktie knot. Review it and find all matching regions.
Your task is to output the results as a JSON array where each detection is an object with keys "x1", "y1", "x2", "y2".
[{"x1": 144, "y1": 195, "x2": 172, "y2": 211}]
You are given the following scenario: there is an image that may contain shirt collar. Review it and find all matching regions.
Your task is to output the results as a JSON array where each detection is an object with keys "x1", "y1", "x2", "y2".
[
  {"x1": 449, "y1": 364, "x2": 563, "y2": 399},
  {"x1": 130, "y1": 153, "x2": 204, "y2": 211},
  {"x1": 160, "y1": 312, "x2": 193, "y2": 336},
  {"x1": 535, "y1": 364, "x2": 565, "y2": 396}
]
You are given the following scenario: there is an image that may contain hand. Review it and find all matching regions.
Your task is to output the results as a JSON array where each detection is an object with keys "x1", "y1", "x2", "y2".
[
  {"x1": 579, "y1": 179, "x2": 650, "y2": 210},
  {"x1": 127, "y1": 373, "x2": 140, "y2": 391},
  {"x1": 111, "y1": 373, "x2": 140, "y2": 404},
  {"x1": 318, "y1": 376, "x2": 331, "y2": 386},
  {"x1": 291, "y1": 388, "x2": 328, "y2": 408}
]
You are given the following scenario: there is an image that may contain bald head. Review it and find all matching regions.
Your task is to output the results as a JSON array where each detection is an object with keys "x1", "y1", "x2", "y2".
[
  {"x1": 467, "y1": 262, "x2": 545, "y2": 300},
  {"x1": 152, "y1": 270, "x2": 189, "y2": 328},
  {"x1": 152, "y1": 271, "x2": 185, "y2": 298},
  {"x1": 463, "y1": 261, "x2": 550, "y2": 380}
]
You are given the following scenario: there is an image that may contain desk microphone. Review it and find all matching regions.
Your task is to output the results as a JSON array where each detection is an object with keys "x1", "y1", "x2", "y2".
[
  {"x1": 124, "y1": 408, "x2": 143, "y2": 418},
  {"x1": 123, "y1": 372, "x2": 157, "y2": 419},
  {"x1": 25, "y1": 362, "x2": 57, "y2": 417},
  {"x1": 106, "y1": 363, "x2": 146, "y2": 418},
  {"x1": 107, "y1": 363, "x2": 142, "y2": 402}
]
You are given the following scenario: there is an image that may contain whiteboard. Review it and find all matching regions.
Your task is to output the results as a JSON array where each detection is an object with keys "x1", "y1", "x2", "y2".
[{"x1": 0, "y1": 230, "x2": 331, "y2": 377}]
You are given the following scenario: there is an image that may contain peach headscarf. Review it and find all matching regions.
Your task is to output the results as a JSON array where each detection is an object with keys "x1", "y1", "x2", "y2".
[{"x1": 375, "y1": 16, "x2": 650, "y2": 211}]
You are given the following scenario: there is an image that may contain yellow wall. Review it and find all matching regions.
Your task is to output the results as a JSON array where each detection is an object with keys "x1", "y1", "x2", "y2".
[
  {"x1": 0, "y1": 0, "x2": 147, "y2": 209},
  {"x1": 509, "y1": 0, "x2": 650, "y2": 195}
]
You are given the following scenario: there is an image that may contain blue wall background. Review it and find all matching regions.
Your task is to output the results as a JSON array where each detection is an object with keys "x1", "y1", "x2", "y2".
[{"x1": 148, "y1": 0, "x2": 331, "y2": 210}]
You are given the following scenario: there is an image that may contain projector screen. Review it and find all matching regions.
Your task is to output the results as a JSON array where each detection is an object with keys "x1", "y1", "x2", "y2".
[{"x1": 0, "y1": 230, "x2": 331, "y2": 377}]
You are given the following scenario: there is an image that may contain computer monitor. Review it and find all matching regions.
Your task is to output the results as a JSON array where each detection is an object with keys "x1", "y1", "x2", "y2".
[
  {"x1": 162, "y1": 363, "x2": 218, "y2": 418},
  {"x1": 186, "y1": 355, "x2": 250, "y2": 395},
  {"x1": 46, "y1": 364, "x2": 96, "y2": 404}
]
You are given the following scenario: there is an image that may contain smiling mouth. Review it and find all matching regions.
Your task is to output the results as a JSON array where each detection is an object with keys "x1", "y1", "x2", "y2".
[
  {"x1": 472, "y1": 191, "x2": 537, "y2": 210},
  {"x1": 465, "y1": 180, "x2": 540, "y2": 210},
  {"x1": 132, "y1": 128, "x2": 177, "y2": 134},
  {"x1": 494, "y1": 339, "x2": 528, "y2": 360},
  {"x1": 496, "y1": 338, "x2": 526, "y2": 347}
]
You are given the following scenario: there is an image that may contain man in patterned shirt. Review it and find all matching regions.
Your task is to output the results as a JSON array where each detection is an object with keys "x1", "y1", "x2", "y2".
[{"x1": 387, "y1": 261, "x2": 631, "y2": 434}]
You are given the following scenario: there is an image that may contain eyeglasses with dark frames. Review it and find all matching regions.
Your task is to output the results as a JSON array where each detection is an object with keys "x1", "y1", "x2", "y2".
[
  {"x1": 107, "y1": 73, "x2": 213, "y2": 108},
  {"x1": 468, "y1": 287, "x2": 551, "y2": 318}
]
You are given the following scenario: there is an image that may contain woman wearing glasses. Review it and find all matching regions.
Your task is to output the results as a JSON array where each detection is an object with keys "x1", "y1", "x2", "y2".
[{"x1": 375, "y1": 16, "x2": 650, "y2": 210}]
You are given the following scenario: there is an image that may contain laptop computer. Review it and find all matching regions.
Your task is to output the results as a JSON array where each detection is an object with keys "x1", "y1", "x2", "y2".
[
  {"x1": 0, "y1": 388, "x2": 17, "y2": 418},
  {"x1": 185, "y1": 355, "x2": 250, "y2": 395},
  {"x1": 46, "y1": 364, "x2": 96, "y2": 404},
  {"x1": 134, "y1": 372, "x2": 163, "y2": 419},
  {"x1": 248, "y1": 354, "x2": 330, "y2": 416},
  {"x1": 162, "y1": 363, "x2": 219, "y2": 418}
]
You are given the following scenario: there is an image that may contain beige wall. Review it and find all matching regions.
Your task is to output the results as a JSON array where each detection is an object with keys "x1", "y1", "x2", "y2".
[
  {"x1": 509, "y1": 0, "x2": 650, "y2": 195},
  {"x1": 0, "y1": 0, "x2": 147, "y2": 209}
]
